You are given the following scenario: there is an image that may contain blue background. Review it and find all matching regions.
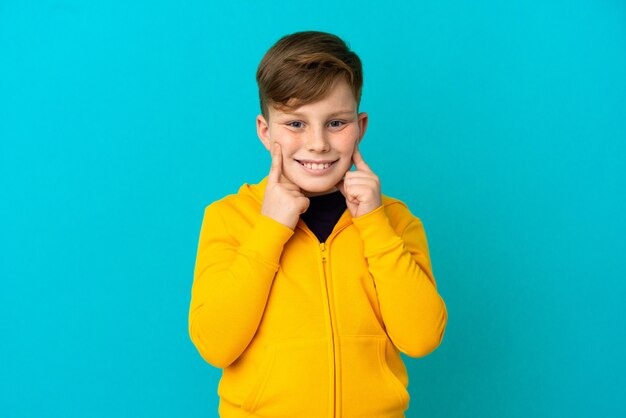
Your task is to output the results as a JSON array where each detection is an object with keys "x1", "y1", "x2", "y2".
[{"x1": 1, "y1": 0, "x2": 625, "y2": 417}]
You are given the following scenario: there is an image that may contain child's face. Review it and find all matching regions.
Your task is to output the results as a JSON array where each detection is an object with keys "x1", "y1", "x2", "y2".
[{"x1": 256, "y1": 79, "x2": 368, "y2": 196}]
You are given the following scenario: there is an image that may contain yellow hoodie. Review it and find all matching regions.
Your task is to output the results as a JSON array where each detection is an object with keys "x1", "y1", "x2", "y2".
[{"x1": 189, "y1": 178, "x2": 447, "y2": 418}]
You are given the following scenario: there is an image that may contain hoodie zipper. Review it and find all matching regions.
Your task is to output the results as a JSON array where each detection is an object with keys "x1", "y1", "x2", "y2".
[
  {"x1": 298, "y1": 220, "x2": 351, "y2": 418},
  {"x1": 319, "y1": 241, "x2": 337, "y2": 417}
]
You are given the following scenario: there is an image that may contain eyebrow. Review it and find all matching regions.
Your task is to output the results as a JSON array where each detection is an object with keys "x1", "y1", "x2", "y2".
[{"x1": 280, "y1": 110, "x2": 355, "y2": 118}]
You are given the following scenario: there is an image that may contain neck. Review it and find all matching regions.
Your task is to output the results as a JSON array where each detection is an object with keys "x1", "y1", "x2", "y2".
[{"x1": 304, "y1": 187, "x2": 339, "y2": 197}]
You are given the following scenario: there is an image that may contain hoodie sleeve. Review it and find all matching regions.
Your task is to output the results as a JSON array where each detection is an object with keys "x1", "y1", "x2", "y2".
[
  {"x1": 188, "y1": 202, "x2": 294, "y2": 368},
  {"x1": 351, "y1": 203, "x2": 448, "y2": 357}
]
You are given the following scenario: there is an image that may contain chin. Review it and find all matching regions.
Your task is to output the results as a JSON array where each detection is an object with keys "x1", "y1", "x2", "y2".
[
  {"x1": 299, "y1": 181, "x2": 339, "y2": 196},
  {"x1": 283, "y1": 169, "x2": 344, "y2": 195}
]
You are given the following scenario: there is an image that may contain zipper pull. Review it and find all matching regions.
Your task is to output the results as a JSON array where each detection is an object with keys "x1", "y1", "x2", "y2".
[{"x1": 320, "y1": 242, "x2": 326, "y2": 252}]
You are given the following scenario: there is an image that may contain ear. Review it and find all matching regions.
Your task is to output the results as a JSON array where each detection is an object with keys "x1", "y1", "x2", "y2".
[
  {"x1": 356, "y1": 111, "x2": 368, "y2": 145},
  {"x1": 256, "y1": 114, "x2": 271, "y2": 151}
]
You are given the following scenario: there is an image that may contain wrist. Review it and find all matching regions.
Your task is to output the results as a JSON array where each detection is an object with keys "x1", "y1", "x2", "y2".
[{"x1": 261, "y1": 207, "x2": 298, "y2": 230}]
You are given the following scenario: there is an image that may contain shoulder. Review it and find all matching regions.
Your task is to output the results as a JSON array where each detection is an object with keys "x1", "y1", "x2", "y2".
[
  {"x1": 380, "y1": 193, "x2": 424, "y2": 231},
  {"x1": 199, "y1": 180, "x2": 265, "y2": 236},
  {"x1": 203, "y1": 179, "x2": 265, "y2": 216},
  {"x1": 381, "y1": 194, "x2": 407, "y2": 208}
]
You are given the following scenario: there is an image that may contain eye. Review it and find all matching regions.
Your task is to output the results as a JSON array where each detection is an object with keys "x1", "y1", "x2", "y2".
[
  {"x1": 329, "y1": 120, "x2": 345, "y2": 128},
  {"x1": 287, "y1": 121, "x2": 303, "y2": 129}
]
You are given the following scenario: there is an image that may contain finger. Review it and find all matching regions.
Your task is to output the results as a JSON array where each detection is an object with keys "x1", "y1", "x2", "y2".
[
  {"x1": 340, "y1": 181, "x2": 359, "y2": 203},
  {"x1": 342, "y1": 177, "x2": 378, "y2": 190},
  {"x1": 343, "y1": 169, "x2": 378, "y2": 186},
  {"x1": 288, "y1": 188, "x2": 306, "y2": 198},
  {"x1": 352, "y1": 146, "x2": 372, "y2": 173},
  {"x1": 343, "y1": 170, "x2": 378, "y2": 181},
  {"x1": 268, "y1": 142, "x2": 282, "y2": 183},
  {"x1": 298, "y1": 196, "x2": 311, "y2": 213},
  {"x1": 281, "y1": 182, "x2": 301, "y2": 192},
  {"x1": 345, "y1": 187, "x2": 360, "y2": 203},
  {"x1": 279, "y1": 173, "x2": 302, "y2": 190}
]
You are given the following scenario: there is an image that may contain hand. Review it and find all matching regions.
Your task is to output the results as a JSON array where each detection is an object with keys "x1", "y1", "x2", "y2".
[
  {"x1": 261, "y1": 143, "x2": 310, "y2": 229},
  {"x1": 337, "y1": 146, "x2": 382, "y2": 218}
]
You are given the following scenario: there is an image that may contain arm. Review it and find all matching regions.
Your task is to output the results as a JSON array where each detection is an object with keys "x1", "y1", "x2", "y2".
[
  {"x1": 188, "y1": 204, "x2": 294, "y2": 368},
  {"x1": 338, "y1": 146, "x2": 446, "y2": 357},
  {"x1": 352, "y1": 204, "x2": 448, "y2": 358},
  {"x1": 189, "y1": 143, "x2": 308, "y2": 368}
]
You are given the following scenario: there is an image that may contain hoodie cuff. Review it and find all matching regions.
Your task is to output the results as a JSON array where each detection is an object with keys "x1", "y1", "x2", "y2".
[
  {"x1": 239, "y1": 214, "x2": 295, "y2": 266},
  {"x1": 351, "y1": 205, "x2": 403, "y2": 257}
]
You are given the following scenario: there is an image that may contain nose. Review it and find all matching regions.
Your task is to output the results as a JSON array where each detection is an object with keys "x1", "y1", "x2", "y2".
[{"x1": 305, "y1": 127, "x2": 330, "y2": 153}]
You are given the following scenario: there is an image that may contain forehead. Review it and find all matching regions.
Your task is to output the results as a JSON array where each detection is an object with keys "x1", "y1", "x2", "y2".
[{"x1": 270, "y1": 79, "x2": 357, "y2": 118}]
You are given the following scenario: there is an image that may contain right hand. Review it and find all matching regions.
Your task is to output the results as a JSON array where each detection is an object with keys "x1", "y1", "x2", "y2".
[{"x1": 261, "y1": 143, "x2": 310, "y2": 229}]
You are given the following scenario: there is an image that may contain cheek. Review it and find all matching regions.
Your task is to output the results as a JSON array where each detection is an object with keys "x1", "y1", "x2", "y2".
[
  {"x1": 336, "y1": 127, "x2": 360, "y2": 152},
  {"x1": 271, "y1": 135, "x2": 296, "y2": 156}
]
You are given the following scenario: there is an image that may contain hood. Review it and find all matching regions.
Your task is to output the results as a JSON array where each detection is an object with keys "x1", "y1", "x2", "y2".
[
  {"x1": 236, "y1": 175, "x2": 401, "y2": 208},
  {"x1": 237, "y1": 176, "x2": 269, "y2": 205}
]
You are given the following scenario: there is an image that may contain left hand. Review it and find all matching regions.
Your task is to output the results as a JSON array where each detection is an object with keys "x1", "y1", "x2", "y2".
[{"x1": 336, "y1": 146, "x2": 382, "y2": 218}]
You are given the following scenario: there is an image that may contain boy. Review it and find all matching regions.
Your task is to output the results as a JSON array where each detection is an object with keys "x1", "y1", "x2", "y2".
[{"x1": 189, "y1": 31, "x2": 447, "y2": 418}]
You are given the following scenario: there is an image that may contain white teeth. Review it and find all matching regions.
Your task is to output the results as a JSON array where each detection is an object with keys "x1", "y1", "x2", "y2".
[{"x1": 302, "y1": 162, "x2": 331, "y2": 170}]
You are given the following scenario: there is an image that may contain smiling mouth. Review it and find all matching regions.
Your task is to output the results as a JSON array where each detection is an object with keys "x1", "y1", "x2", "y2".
[{"x1": 296, "y1": 160, "x2": 337, "y2": 170}]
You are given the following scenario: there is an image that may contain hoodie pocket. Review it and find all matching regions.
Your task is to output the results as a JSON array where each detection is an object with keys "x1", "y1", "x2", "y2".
[
  {"x1": 340, "y1": 335, "x2": 410, "y2": 416},
  {"x1": 241, "y1": 338, "x2": 329, "y2": 417}
]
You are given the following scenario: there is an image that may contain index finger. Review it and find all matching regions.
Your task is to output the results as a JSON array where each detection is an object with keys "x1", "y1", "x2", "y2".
[
  {"x1": 352, "y1": 146, "x2": 372, "y2": 172},
  {"x1": 268, "y1": 142, "x2": 283, "y2": 183}
]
